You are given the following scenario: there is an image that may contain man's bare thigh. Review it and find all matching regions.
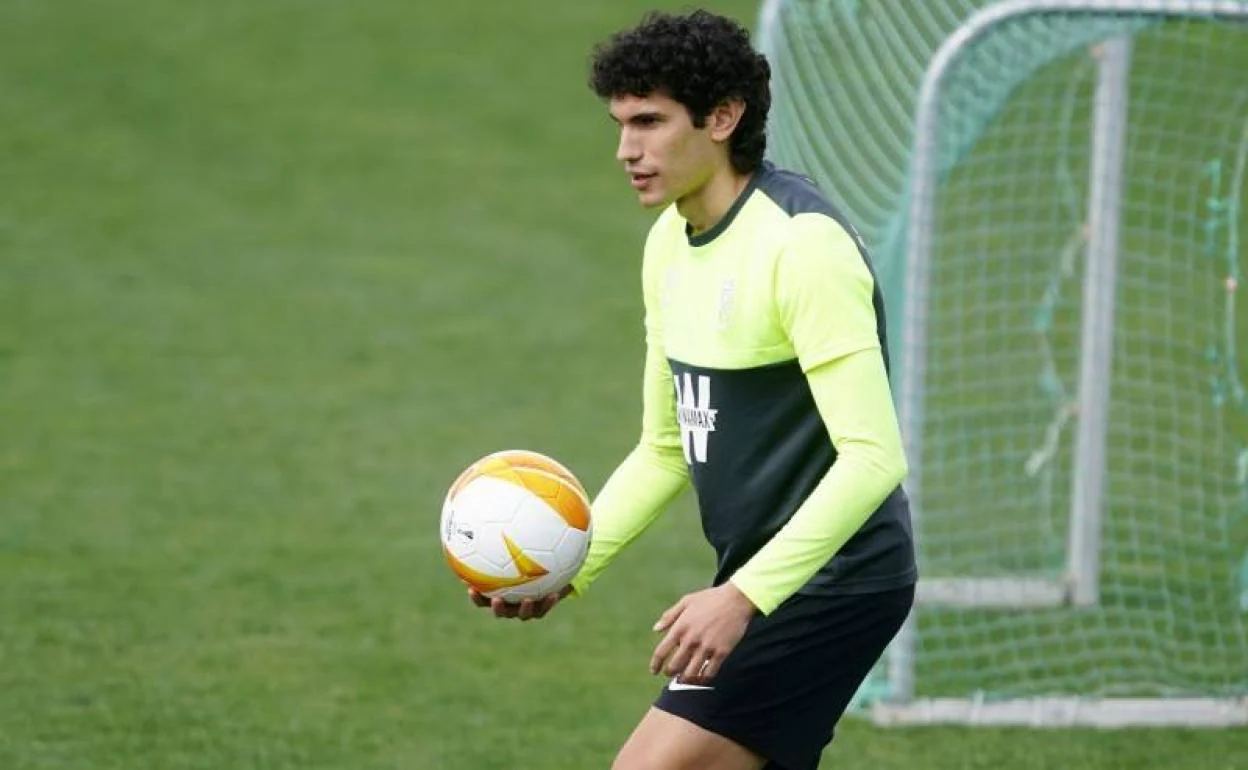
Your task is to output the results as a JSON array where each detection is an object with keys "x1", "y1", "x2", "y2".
[{"x1": 612, "y1": 707, "x2": 767, "y2": 770}]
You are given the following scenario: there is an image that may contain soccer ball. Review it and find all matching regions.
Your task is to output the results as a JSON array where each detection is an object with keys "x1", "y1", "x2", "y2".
[{"x1": 440, "y1": 449, "x2": 592, "y2": 602}]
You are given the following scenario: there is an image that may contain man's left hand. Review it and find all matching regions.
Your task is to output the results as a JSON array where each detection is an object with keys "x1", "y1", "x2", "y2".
[{"x1": 649, "y1": 582, "x2": 758, "y2": 685}]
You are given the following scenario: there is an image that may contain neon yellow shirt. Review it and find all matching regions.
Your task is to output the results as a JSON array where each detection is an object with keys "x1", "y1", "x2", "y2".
[{"x1": 571, "y1": 163, "x2": 916, "y2": 614}]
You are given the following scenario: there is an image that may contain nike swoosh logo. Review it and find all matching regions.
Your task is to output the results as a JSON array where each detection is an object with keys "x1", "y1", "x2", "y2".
[{"x1": 667, "y1": 678, "x2": 714, "y2": 692}]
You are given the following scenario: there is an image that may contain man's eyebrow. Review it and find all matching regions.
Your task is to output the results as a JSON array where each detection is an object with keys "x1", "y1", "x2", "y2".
[{"x1": 611, "y1": 111, "x2": 664, "y2": 125}]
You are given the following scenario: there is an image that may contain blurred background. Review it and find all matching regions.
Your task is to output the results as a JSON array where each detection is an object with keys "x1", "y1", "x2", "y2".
[{"x1": 1, "y1": 1, "x2": 1245, "y2": 768}]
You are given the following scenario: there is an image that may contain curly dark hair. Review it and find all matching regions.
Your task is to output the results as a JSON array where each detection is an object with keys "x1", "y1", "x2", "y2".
[{"x1": 589, "y1": 9, "x2": 771, "y2": 175}]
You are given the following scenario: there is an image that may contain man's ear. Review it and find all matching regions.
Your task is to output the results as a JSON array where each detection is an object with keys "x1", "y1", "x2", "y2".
[{"x1": 707, "y1": 98, "x2": 746, "y2": 143}]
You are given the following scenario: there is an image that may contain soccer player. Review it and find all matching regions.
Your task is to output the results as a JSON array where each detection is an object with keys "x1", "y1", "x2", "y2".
[{"x1": 470, "y1": 9, "x2": 916, "y2": 769}]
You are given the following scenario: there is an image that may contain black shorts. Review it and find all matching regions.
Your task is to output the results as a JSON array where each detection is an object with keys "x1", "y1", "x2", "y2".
[{"x1": 654, "y1": 584, "x2": 914, "y2": 770}]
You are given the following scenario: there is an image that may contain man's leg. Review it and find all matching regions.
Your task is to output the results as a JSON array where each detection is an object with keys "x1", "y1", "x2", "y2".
[{"x1": 612, "y1": 707, "x2": 767, "y2": 770}]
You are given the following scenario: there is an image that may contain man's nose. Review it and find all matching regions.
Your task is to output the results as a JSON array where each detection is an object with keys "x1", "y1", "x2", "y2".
[{"x1": 616, "y1": 129, "x2": 641, "y2": 163}]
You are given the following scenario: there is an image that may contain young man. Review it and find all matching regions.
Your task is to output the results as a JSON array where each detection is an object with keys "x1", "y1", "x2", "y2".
[{"x1": 471, "y1": 9, "x2": 916, "y2": 770}]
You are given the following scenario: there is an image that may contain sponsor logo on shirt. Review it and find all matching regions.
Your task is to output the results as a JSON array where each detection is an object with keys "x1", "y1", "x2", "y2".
[{"x1": 674, "y1": 373, "x2": 717, "y2": 464}]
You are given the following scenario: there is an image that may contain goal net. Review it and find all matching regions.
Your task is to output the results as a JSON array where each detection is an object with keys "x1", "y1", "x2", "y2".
[{"x1": 759, "y1": 0, "x2": 1248, "y2": 725}]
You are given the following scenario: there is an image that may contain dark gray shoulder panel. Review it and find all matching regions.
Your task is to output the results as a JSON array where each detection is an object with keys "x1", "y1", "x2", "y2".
[
  {"x1": 756, "y1": 162, "x2": 892, "y2": 375},
  {"x1": 755, "y1": 162, "x2": 843, "y2": 220}
]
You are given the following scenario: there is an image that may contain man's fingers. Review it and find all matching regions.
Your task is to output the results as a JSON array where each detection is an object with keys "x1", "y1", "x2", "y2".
[
  {"x1": 534, "y1": 593, "x2": 560, "y2": 618},
  {"x1": 664, "y1": 639, "x2": 698, "y2": 678},
  {"x1": 680, "y1": 649, "x2": 707, "y2": 684},
  {"x1": 649, "y1": 630, "x2": 680, "y2": 675},
  {"x1": 491, "y1": 597, "x2": 519, "y2": 618},
  {"x1": 682, "y1": 650, "x2": 718, "y2": 684},
  {"x1": 652, "y1": 597, "x2": 687, "y2": 632},
  {"x1": 517, "y1": 599, "x2": 537, "y2": 621},
  {"x1": 698, "y1": 653, "x2": 722, "y2": 682},
  {"x1": 469, "y1": 591, "x2": 565, "y2": 620}
]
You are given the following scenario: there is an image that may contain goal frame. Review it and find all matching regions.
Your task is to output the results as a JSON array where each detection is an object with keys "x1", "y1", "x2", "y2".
[{"x1": 885, "y1": 0, "x2": 1248, "y2": 727}]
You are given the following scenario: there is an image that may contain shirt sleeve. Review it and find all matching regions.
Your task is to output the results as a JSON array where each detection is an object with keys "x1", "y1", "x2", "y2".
[
  {"x1": 726, "y1": 215, "x2": 908, "y2": 614},
  {"x1": 570, "y1": 244, "x2": 689, "y2": 596}
]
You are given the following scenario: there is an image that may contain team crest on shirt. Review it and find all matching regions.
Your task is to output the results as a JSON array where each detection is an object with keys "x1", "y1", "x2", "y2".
[
  {"x1": 716, "y1": 279, "x2": 735, "y2": 332},
  {"x1": 661, "y1": 266, "x2": 677, "y2": 314},
  {"x1": 674, "y1": 373, "x2": 716, "y2": 464}
]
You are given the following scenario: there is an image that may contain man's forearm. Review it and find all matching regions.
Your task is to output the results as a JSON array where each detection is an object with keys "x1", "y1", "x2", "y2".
[{"x1": 570, "y1": 442, "x2": 688, "y2": 596}]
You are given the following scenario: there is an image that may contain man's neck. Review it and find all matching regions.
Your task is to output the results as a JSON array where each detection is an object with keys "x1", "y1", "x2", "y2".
[{"x1": 678, "y1": 165, "x2": 753, "y2": 236}]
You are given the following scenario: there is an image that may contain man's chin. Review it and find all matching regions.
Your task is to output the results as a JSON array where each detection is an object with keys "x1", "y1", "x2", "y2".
[{"x1": 636, "y1": 190, "x2": 670, "y2": 208}]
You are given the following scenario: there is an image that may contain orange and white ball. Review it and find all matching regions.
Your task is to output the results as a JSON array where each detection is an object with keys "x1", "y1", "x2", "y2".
[{"x1": 441, "y1": 449, "x2": 592, "y2": 602}]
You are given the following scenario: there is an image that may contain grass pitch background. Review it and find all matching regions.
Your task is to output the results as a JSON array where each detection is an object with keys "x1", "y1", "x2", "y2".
[{"x1": 1, "y1": 1, "x2": 1245, "y2": 768}]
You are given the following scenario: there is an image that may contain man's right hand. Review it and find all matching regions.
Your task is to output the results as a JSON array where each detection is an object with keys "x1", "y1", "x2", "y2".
[{"x1": 468, "y1": 585, "x2": 572, "y2": 621}]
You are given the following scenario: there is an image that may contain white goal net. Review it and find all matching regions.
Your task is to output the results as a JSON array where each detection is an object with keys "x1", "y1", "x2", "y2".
[{"x1": 759, "y1": 0, "x2": 1248, "y2": 726}]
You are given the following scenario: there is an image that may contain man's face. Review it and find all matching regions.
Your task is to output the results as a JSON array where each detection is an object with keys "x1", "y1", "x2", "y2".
[{"x1": 608, "y1": 92, "x2": 720, "y2": 208}]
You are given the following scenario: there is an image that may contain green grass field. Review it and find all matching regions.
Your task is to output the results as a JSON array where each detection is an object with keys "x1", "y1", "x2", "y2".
[{"x1": 2, "y1": 1, "x2": 1246, "y2": 768}]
